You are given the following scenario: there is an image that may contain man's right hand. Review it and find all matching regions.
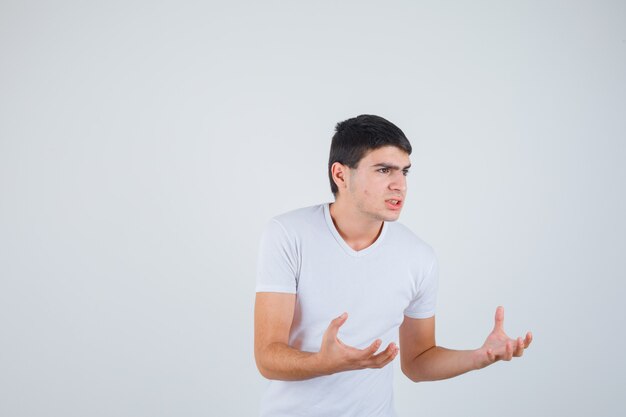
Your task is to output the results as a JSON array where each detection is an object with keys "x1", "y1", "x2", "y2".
[
  {"x1": 317, "y1": 312, "x2": 399, "y2": 374},
  {"x1": 255, "y1": 292, "x2": 397, "y2": 381}
]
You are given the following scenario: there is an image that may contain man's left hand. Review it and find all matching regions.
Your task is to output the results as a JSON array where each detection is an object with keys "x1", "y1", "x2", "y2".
[{"x1": 473, "y1": 306, "x2": 533, "y2": 369}]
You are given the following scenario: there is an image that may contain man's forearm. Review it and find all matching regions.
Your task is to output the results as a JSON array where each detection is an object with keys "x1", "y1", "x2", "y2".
[
  {"x1": 256, "y1": 342, "x2": 327, "y2": 381},
  {"x1": 402, "y1": 346, "x2": 479, "y2": 382}
]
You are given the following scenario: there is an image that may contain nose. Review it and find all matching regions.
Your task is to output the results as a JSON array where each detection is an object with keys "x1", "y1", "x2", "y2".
[{"x1": 389, "y1": 171, "x2": 407, "y2": 192}]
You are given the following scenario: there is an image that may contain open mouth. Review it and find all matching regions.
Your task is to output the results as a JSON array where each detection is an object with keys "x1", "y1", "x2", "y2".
[{"x1": 385, "y1": 199, "x2": 403, "y2": 209}]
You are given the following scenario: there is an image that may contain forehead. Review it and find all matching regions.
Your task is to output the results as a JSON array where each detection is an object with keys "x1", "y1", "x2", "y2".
[{"x1": 359, "y1": 146, "x2": 411, "y2": 166}]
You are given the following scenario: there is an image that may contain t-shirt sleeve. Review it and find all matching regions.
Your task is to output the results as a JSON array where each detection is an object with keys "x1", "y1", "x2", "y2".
[
  {"x1": 403, "y1": 255, "x2": 439, "y2": 319},
  {"x1": 255, "y1": 219, "x2": 299, "y2": 294}
]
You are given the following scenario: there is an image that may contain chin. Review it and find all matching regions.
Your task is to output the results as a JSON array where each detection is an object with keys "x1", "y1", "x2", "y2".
[{"x1": 383, "y1": 212, "x2": 402, "y2": 222}]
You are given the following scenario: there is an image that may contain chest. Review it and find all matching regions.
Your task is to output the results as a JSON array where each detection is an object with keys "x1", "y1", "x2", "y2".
[{"x1": 294, "y1": 245, "x2": 417, "y2": 345}]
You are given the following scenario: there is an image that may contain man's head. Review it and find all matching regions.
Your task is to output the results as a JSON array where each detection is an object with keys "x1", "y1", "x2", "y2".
[{"x1": 328, "y1": 115, "x2": 412, "y2": 221}]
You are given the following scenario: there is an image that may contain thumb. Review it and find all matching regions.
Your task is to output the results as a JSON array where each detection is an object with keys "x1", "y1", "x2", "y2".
[
  {"x1": 493, "y1": 306, "x2": 504, "y2": 332},
  {"x1": 327, "y1": 312, "x2": 348, "y2": 338}
]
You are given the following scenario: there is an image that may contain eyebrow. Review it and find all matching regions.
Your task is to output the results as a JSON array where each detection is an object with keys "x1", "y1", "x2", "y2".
[{"x1": 371, "y1": 163, "x2": 412, "y2": 171}]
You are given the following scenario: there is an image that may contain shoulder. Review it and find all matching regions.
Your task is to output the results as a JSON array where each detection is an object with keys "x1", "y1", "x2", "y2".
[
  {"x1": 270, "y1": 203, "x2": 326, "y2": 234},
  {"x1": 259, "y1": 203, "x2": 326, "y2": 258}
]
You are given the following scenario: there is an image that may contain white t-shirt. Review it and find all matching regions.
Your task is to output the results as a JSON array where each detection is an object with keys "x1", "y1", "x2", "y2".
[{"x1": 256, "y1": 203, "x2": 438, "y2": 417}]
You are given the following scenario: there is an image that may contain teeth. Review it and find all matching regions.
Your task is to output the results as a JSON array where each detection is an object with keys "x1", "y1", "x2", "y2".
[{"x1": 390, "y1": 200, "x2": 398, "y2": 204}]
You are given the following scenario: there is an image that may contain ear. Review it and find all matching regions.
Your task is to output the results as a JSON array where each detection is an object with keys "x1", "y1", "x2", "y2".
[{"x1": 331, "y1": 162, "x2": 349, "y2": 193}]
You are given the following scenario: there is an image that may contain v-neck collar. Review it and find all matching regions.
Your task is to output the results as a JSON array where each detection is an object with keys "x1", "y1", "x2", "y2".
[{"x1": 323, "y1": 202, "x2": 388, "y2": 258}]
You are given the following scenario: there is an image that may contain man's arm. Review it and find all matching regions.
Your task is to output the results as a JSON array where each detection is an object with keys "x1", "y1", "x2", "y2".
[
  {"x1": 399, "y1": 306, "x2": 532, "y2": 382},
  {"x1": 254, "y1": 292, "x2": 399, "y2": 381}
]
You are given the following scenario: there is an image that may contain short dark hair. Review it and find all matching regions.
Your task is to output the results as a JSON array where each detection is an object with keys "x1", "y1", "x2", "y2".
[{"x1": 328, "y1": 114, "x2": 412, "y2": 196}]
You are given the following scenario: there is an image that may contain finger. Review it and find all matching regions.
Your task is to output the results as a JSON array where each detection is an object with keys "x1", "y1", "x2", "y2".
[
  {"x1": 372, "y1": 342, "x2": 397, "y2": 362},
  {"x1": 362, "y1": 338, "x2": 383, "y2": 357},
  {"x1": 355, "y1": 342, "x2": 393, "y2": 367},
  {"x1": 327, "y1": 312, "x2": 348, "y2": 339},
  {"x1": 342, "y1": 338, "x2": 382, "y2": 361},
  {"x1": 504, "y1": 340, "x2": 513, "y2": 361},
  {"x1": 493, "y1": 306, "x2": 505, "y2": 332},
  {"x1": 343, "y1": 341, "x2": 385, "y2": 369},
  {"x1": 524, "y1": 331, "x2": 533, "y2": 348},
  {"x1": 513, "y1": 337, "x2": 524, "y2": 357},
  {"x1": 368, "y1": 343, "x2": 399, "y2": 368}
]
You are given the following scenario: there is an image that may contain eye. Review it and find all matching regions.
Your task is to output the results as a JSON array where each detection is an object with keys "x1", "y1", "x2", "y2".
[
  {"x1": 403, "y1": 170, "x2": 410, "y2": 176},
  {"x1": 378, "y1": 168, "x2": 390, "y2": 174}
]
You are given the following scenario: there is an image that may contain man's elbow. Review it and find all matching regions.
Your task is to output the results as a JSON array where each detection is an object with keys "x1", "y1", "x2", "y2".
[
  {"x1": 401, "y1": 352, "x2": 434, "y2": 383},
  {"x1": 257, "y1": 365, "x2": 274, "y2": 380},
  {"x1": 254, "y1": 349, "x2": 272, "y2": 379},
  {"x1": 401, "y1": 363, "x2": 425, "y2": 383},
  {"x1": 401, "y1": 345, "x2": 437, "y2": 382},
  {"x1": 255, "y1": 347, "x2": 282, "y2": 380},
  {"x1": 255, "y1": 361, "x2": 270, "y2": 379}
]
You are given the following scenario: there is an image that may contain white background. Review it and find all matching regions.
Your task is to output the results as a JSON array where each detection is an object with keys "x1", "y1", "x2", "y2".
[{"x1": 1, "y1": 1, "x2": 625, "y2": 416}]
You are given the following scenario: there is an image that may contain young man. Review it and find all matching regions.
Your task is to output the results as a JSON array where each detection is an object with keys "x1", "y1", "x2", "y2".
[{"x1": 254, "y1": 115, "x2": 532, "y2": 416}]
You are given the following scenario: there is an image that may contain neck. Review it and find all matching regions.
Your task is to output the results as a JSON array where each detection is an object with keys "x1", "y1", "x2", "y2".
[{"x1": 329, "y1": 198, "x2": 384, "y2": 251}]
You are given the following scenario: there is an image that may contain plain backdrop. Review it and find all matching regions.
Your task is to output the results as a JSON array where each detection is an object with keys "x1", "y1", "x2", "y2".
[{"x1": 1, "y1": 1, "x2": 625, "y2": 416}]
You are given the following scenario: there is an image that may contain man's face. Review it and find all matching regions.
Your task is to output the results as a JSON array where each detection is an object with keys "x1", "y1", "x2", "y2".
[{"x1": 343, "y1": 145, "x2": 411, "y2": 222}]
